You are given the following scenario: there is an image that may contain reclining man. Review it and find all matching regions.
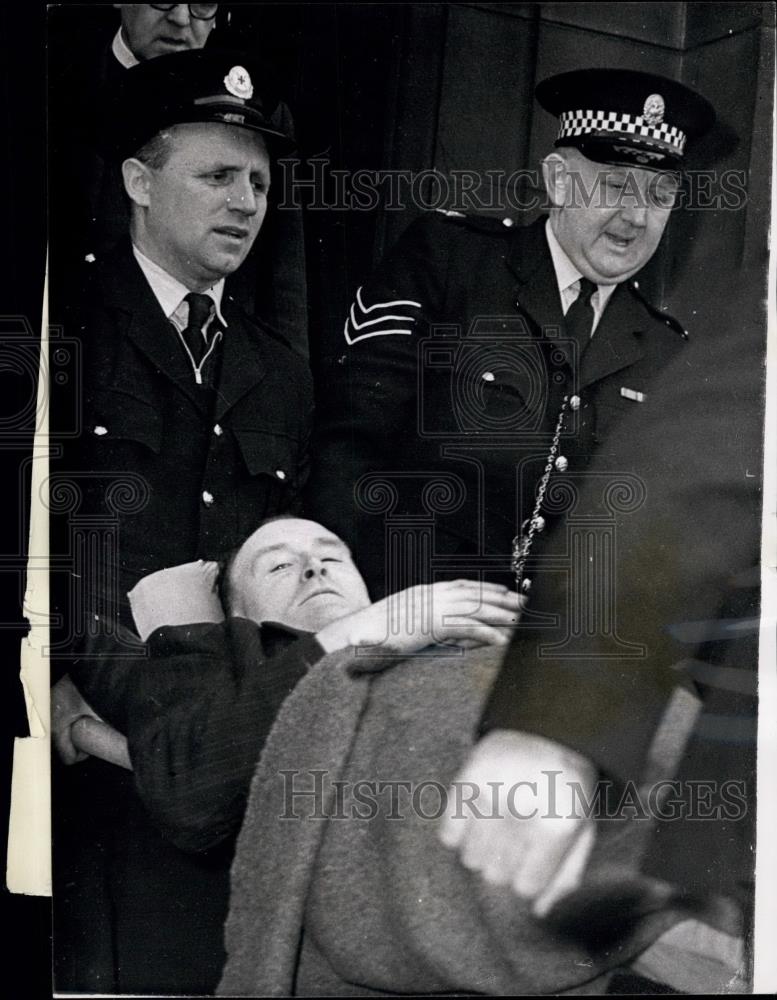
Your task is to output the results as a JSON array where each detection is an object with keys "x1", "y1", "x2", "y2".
[
  {"x1": 66, "y1": 516, "x2": 748, "y2": 995},
  {"x1": 67, "y1": 516, "x2": 523, "y2": 855}
]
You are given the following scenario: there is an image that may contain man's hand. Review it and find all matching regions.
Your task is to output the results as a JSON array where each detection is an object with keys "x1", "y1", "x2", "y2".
[
  {"x1": 51, "y1": 674, "x2": 104, "y2": 765},
  {"x1": 438, "y1": 729, "x2": 597, "y2": 916},
  {"x1": 316, "y1": 580, "x2": 524, "y2": 656}
]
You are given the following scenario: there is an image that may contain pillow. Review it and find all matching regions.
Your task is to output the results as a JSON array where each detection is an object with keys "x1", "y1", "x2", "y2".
[{"x1": 127, "y1": 560, "x2": 225, "y2": 641}]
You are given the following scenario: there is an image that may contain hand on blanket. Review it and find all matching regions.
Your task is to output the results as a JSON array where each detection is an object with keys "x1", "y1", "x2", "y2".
[
  {"x1": 316, "y1": 580, "x2": 524, "y2": 655},
  {"x1": 438, "y1": 729, "x2": 597, "y2": 916}
]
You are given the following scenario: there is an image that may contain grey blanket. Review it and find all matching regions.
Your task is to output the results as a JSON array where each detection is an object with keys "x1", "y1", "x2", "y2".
[{"x1": 219, "y1": 647, "x2": 683, "y2": 996}]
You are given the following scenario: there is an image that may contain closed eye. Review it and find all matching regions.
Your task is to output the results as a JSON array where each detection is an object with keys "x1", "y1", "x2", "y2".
[{"x1": 270, "y1": 561, "x2": 293, "y2": 572}]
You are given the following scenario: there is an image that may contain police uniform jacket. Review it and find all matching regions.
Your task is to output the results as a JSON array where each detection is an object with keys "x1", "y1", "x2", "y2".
[
  {"x1": 59, "y1": 239, "x2": 312, "y2": 610},
  {"x1": 308, "y1": 211, "x2": 687, "y2": 599},
  {"x1": 52, "y1": 241, "x2": 312, "y2": 994}
]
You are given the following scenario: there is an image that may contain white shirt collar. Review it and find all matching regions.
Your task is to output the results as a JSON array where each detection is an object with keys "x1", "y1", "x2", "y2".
[
  {"x1": 544, "y1": 219, "x2": 616, "y2": 331},
  {"x1": 131, "y1": 244, "x2": 227, "y2": 329},
  {"x1": 112, "y1": 27, "x2": 140, "y2": 69}
]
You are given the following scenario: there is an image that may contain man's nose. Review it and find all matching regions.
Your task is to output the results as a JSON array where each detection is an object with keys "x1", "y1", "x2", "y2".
[
  {"x1": 227, "y1": 179, "x2": 258, "y2": 216},
  {"x1": 166, "y1": 5, "x2": 192, "y2": 26},
  {"x1": 618, "y1": 199, "x2": 648, "y2": 228},
  {"x1": 303, "y1": 561, "x2": 327, "y2": 580}
]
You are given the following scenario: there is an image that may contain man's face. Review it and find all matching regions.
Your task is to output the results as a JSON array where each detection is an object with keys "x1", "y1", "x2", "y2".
[
  {"x1": 132, "y1": 122, "x2": 270, "y2": 290},
  {"x1": 546, "y1": 149, "x2": 679, "y2": 284},
  {"x1": 117, "y1": 5, "x2": 216, "y2": 61},
  {"x1": 229, "y1": 519, "x2": 372, "y2": 632}
]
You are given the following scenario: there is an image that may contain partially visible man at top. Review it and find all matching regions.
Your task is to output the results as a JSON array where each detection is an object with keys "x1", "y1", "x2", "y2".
[
  {"x1": 48, "y1": 4, "x2": 309, "y2": 355},
  {"x1": 114, "y1": 3, "x2": 218, "y2": 62},
  {"x1": 50, "y1": 50, "x2": 311, "y2": 994}
]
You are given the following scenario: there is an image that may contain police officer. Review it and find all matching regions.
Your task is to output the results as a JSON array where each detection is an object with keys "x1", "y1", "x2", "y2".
[
  {"x1": 309, "y1": 67, "x2": 716, "y2": 923},
  {"x1": 309, "y1": 68, "x2": 714, "y2": 603},
  {"x1": 51, "y1": 50, "x2": 311, "y2": 994}
]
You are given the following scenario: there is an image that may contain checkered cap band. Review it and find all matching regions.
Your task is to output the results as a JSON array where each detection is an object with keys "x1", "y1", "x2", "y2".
[{"x1": 558, "y1": 110, "x2": 687, "y2": 154}]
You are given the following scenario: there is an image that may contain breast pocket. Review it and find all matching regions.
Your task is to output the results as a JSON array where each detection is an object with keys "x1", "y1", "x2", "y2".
[
  {"x1": 87, "y1": 389, "x2": 162, "y2": 453},
  {"x1": 233, "y1": 428, "x2": 301, "y2": 487},
  {"x1": 593, "y1": 382, "x2": 648, "y2": 442}
]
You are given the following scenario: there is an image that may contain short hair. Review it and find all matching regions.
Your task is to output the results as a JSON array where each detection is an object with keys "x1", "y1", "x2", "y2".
[
  {"x1": 133, "y1": 128, "x2": 178, "y2": 170},
  {"x1": 215, "y1": 514, "x2": 299, "y2": 617}
]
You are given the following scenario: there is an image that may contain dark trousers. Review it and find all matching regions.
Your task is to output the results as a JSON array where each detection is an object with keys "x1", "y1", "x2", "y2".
[{"x1": 53, "y1": 755, "x2": 233, "y2": 995}]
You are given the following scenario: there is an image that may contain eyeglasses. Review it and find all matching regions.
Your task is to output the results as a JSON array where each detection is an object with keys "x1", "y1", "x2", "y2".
[{"x1": 150, "y1": 4, "x2": 219, "y2": 20}]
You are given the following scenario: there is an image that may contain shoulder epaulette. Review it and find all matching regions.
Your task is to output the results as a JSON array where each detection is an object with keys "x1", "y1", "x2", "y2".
[
  {"x1": 627, "y1": 279, "x2": 689, "y2": 340},
  {"x1": 432, "y1": 208, "x2": 518, "y2": 237}
]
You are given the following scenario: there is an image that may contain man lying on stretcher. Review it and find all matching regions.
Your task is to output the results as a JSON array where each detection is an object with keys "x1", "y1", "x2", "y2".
[
  {"x1": 52, "y1": 515, "x2": 522, "y2": 852},
  {"x1": 53, "y1": 516, "x2": 746, "y2": 994}
]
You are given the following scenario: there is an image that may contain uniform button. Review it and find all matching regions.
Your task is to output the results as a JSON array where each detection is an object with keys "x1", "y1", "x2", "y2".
[
  {"x1": 93, "y1": 425, "x2": 108, "y2": 436},
  {"x1": 275, "y1": 469, "x2": 287, "y2": 481},
  {"x1": 202, "y1": 490, "x2": 214, "y2": 506},
  {"x1": 532, "y1": 515, "x2": 546, "y2": 532},
  {"x1": 569, "y1": 395, "x2": 581, "y2": 411},
  {"x1": 521, "y1": 578, "x2": 532, "y2": 593},
  {"x1": 481, "y1": 371, "x2": 495, "y2": 382},
  {"x1": 554, "y1": 456, "x2": 568, "y2": 472},
  {"x1": 213, "y1": 423, "x2": 223, "y2": 437},
  {"x1": 84, "y1": 253, "x2": 96, "y2": 263},
  {"x1": 502, "y1": 217, "x2": 515, "y2": 228}
]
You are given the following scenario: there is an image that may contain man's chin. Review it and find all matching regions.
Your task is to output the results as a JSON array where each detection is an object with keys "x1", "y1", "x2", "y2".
[
  {"x1": 295, "y1": 596, "x2": 366, "y2": 634},
  {"x1": 588, "y1": 256, "x2": 646, "y2": 284}
]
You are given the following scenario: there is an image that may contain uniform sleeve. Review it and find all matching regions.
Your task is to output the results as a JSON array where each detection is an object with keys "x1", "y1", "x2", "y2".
[{"x1": 306, "y1": 213, "x2": 452, "y2": 596}]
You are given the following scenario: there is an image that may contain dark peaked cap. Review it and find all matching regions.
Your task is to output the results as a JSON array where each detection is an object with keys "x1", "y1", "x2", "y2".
[
  {"x1": 535, "y1": 68, "x2": 715, "y2": 170},
  {"x1": 102, "y1": 48, "x2": 295, "y2": 161}
]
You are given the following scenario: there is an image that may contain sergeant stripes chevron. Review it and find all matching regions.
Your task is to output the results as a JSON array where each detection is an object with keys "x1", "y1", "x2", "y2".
[{"x1": 344, "y1": 286, "x2": 422, "y2": 345}]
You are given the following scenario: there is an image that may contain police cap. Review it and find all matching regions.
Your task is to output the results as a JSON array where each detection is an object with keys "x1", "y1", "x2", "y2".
[
  {"x1": 103, "y1": 48, "x2": 295, "y2": 161},
  {"x1": 535, "y1": 68, "x2": 715, "y2": 170}
]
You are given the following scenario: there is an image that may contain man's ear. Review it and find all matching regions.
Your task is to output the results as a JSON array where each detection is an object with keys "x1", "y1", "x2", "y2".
[
  {"x1": 542, "y1": 153, "x2": 569, "y2": 209},
  {"x1": 122, "y1": 158, "x2": 153, "y2": 208}
]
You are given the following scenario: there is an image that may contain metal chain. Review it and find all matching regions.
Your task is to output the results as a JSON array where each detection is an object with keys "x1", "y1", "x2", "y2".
[{"x1": 510, "y1": 394, "x2": 570, "y2": 591}]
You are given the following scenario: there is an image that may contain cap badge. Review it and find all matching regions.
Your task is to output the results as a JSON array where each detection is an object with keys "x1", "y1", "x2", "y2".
[
  {"x1": 643, "y1": 93, "x2": 665, "y2": 126},
  {"x1": 224, "y1": 65, "x2": 253, "y2": 101}
]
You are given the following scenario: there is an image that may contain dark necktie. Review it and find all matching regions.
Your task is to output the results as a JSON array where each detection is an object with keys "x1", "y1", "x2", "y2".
[
  {"x1": 179, "y1": 292, "x2": 222, "y2": 386},
  {"x1": 181, "y1": 292, "x2": 214, "y2": 366},
  {"x1": 565, "y1": 277, "x2": 597, "y2": 363}
]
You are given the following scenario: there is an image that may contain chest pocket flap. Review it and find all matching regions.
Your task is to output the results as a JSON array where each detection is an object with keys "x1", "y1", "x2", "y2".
[
  {"x1": 233, "y1": 428, "x2": 300, "y2": 484},
  {"x1": 88, "y1": 388, "x2": 162, "y2": 453}
]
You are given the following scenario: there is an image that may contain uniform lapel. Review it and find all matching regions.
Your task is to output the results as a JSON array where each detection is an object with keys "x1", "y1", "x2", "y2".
[
  {"x1": 213, "y1": 292, "x2": 271, "y2": 420},
  {"x1": 505, "y1": 216, "x2": 569, "y2": 355},
  {"x1": 580, "y1": 282, "x2": 645, "y2": 389},
  {"x1": 505, "y1": 219, "x2": 646, "y2": 387},
  {"x1": 100, "y1": 242, "x2": 210, "y2": 413}
]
